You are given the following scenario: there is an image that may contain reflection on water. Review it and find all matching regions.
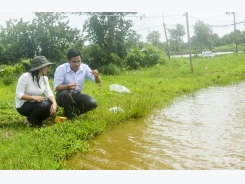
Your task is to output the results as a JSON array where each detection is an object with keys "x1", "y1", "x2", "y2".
[{"x1": 66, "y1": 82, "x2": 245, "y2": 170}]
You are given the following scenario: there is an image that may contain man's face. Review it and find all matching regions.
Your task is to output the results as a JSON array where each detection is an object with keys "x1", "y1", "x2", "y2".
[{"x1": 69, "y1": 56, "x2": 81, "y2": 72}]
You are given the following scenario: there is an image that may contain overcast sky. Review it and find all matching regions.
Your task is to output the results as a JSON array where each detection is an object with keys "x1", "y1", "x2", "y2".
[
  {"x1": 0, "y1": 12, "x2": 244, "y2": 43},
  {"x1": 0, "y1": 0, "x2": 244, "y2": 43}
]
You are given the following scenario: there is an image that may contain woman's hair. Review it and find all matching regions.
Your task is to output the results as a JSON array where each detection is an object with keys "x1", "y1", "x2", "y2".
[
  {"x1": 30, "y1": 70, "x2": 42, "y2": 88},
  {"x1": 67, "y1": 48, "x2": 81, "y2": 61}
]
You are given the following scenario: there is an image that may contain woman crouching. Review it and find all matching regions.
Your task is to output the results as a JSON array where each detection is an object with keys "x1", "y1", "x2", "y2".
[{"x1": 15, "y1": 56, "x2": 57, "y2": 127}]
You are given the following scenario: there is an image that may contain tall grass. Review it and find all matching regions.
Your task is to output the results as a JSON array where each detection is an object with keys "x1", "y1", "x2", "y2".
[{"x1": 0, "y1": 52, "x2": 245, "y2": 169}]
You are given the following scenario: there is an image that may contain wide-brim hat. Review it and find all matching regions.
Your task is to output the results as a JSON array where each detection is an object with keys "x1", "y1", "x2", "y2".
[{"x1": 29, "y1": 56, "x2": 54, "y2": 71}]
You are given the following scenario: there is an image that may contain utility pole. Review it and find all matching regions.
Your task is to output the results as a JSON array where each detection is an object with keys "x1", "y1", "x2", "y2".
[
  {"x1": 107, "y1": 14, "x2": 115, "y2": 54},
  {"x1": 185, "y1": 12, "x2": 193, "y2": 72},
  {"x1": 209, "y1": 30, "x2": 212, "y2": 51},
  {"x1": 162, "y1": 13, "x2": 170, "y2": 60},
  {"x1": 233, "y1": 12, "x2": 238, "y2": 52}
]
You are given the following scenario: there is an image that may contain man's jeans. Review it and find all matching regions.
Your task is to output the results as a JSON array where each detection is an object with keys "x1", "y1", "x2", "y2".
[{"x1": 56, "y1": 90, "x2": 97, "y2": 119}]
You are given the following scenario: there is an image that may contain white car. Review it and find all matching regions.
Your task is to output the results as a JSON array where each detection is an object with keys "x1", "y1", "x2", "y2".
[{"x1": 202, "y1": 51, "x2": 215, "y2": 57}]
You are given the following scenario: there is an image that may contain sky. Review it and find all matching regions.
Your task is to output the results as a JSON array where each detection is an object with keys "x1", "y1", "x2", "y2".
[
  {"x1": 0, "y1": 0, "x2": 245, "y2": 43},
  {"x1": 1, "y1": 11, "x2": 245, "y2": 43}
]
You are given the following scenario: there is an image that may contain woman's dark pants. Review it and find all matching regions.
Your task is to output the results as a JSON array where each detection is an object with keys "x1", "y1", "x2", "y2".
[{"x1": 17, "y1": 100, "x2": 53, "y2": 126}]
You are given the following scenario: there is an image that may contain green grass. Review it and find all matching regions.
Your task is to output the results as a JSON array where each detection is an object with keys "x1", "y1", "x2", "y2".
[{"x1": 1, "y1": 52, "x2": 245, "y2": 169}]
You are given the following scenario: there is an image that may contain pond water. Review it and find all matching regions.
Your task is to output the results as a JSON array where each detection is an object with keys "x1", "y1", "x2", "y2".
[{"x1": 66, "y1": 82, "x2": 245, "y2": 170}]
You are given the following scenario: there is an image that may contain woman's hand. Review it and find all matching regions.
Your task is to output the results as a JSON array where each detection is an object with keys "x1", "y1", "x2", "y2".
[
  {"x1": 33, "y1": 96, "x2": 45, "y2": 102},
  {"x1": 50, "y1": 103, "x2": 57, "y2": 115}
]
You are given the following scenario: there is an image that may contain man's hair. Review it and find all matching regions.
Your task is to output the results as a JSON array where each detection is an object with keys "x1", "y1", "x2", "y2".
[{"x1": 67, "y1": 48, "x2": 81, "y2": 61}]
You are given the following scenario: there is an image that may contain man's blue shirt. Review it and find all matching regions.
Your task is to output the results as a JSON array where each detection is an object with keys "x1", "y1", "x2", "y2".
[{"x1": 53, "y1": 62, "x2": 96, "y2": 93}]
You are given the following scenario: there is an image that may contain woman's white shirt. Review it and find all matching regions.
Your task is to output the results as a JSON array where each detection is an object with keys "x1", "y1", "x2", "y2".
[{"x1": 15, "y1": 72, "x2": 54, "y2": 108}]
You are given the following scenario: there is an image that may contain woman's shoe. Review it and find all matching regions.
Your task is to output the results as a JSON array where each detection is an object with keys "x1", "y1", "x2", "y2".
[{"x1": 24, "y1": 118, "x2": 32, "y2": 127}]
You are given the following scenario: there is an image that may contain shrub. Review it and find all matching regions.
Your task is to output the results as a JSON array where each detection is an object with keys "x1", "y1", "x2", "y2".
[
  {"x1": 100, "y1": 63, "x2": 121, "y2": 75},
  {"x1": 144, "y1": 44, "x2": 168, "y2": 66},
  {"x1": 0, "y1": 63, "x2": 24, "y2": 77},
  {"x1": 126, "y1": 47, "x2": 145, "y2": 70},
  {"x1": 82, "y1": 44, "x2": 109, "y2": 69},
  {"x1": 0, "y1": 62, "x2": 26, "y2": 86}
]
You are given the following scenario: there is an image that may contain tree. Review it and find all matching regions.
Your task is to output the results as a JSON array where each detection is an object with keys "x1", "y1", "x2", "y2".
[
  {"x1": 221, "y1": 30, "x2": 243, "y2": 47},
  {"x1": 0, "y1": 12, "x2": 83, "y2": 66},
  {"x1": 146, "y1": 30, "x2": 161, "y2": 47},
  {"x1": 221, "y1": 34, "x2": 233, "y2": 45},
  {"x1": 81, "y1": 12, "x2": 137, "y2": 59},
  {"x1": 125, "y1": 31, "x2": 144, "y2": 50},
  {"x1": 0, "y1": 18, "x2": 34, "y2": 64},
  {"x1": 193, "y1": 20, "x2": 212, "y2": 51},
  {"x1": 167, "y1": 24, "x2": 186, "y2": 51},
  {"x1": 210, "y1": 33, "x2": 222, "y2": 47},
  {"x1": 31, "y1": 12, "x2": 82, "y2": 62},
  {"x1": 70, "y1": 12, "x2": 138, "y2": 70}
]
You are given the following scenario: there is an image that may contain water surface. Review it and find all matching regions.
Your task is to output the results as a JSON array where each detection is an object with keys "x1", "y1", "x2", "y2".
[{"x1": 66, "y1": 82, "x2": 245, "y2": 170}]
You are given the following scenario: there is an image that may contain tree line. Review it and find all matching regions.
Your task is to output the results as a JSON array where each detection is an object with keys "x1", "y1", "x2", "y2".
[
  {"x1": 0, "y1": 12, "x2": 168, "y2": 76},
  {"x1": 147, "y1": 19, "x2": 245, "y2": 53},
  {"x1": 0, "y1": 12, "x2": 244, "y2": 75}
]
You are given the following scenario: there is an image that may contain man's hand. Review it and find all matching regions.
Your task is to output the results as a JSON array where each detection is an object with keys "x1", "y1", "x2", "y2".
[
  {"x1": 68, "y1": 83, "x2": 77, "y2": 90},
  {"x1": 91, "y1": 69, "x2": 99, "y2": 77}
]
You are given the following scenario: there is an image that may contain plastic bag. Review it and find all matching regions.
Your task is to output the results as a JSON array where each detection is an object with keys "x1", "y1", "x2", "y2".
[
  {"x1": 109, "y1": 84, "x2": 131, "y2": 93},
  {"x1": 109, "y1": 107, "x2": 125, "y2": 113}
]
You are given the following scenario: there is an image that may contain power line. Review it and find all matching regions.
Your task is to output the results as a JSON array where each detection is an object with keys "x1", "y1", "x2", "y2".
[
  {"x1": 188, "y1": 16, "x2": 233, "y2": 23},
  {"x1": 136, "y1": 20, "x2": 245, "y2": 32},
  {"x1": 138, "y1": 13, "x2": 155, "y2": 30},
  {"x1": 136, "y1": 25, "x2": 163, "y2": 32},
  {"x1": 210, "y1": 20, "x2": 245, "y2": 27},
  {"x1": 72, "y1": 12, "x2": 183, "y2": 19}
]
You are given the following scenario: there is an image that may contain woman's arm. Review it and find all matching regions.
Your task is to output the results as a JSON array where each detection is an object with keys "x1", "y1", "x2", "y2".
[
  {"x1": 48, "y1": 96, "x2": 57, "y2": 115},
  {"x1": 21, "y1": 94, "x2": 45, "y2": 102}
]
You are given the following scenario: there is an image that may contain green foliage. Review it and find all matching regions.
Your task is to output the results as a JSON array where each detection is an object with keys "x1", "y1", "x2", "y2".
[
  {"x1": 2, "y1": 75, "x2": 14, "y2": 86},
  {"x1": 126, "y1": 47, "x2": 145, "y2": 70},
  {"x1": 100, "y1": 63, "x2": 121, "y2": 75},
  {"x1": 0, "y1": 63, "x2": 25, "y2": 86},
  {"x1": 144, "y1": 44, "x2": 168, "y2": 66},
  {"x1": 32, "y1": 12, "x2": 82, "y2": 63},
  {"x1": 0, "y1": 63, "x2": 24, "y2": 77},
  {"x1": 0, "y1": 13, "x2": 83, "y2": 65},
  {"x1": 124, "y1": 32, "x2": 144, "y2": 50},
  {"x1": 21, "y1": 59, "x2": 31, "y2": 71},
  {"x1": 1, "y1": 53, "x2": 245, "y2": 169},
  {"x1": 167, "y1": 24, "x2": 186, "y2": 52},
  {"x1": 146, "y1": 30, "x2": 162, "y2": 47},
  {"x1": 192, "y1": 20, "x2": 212, "y2": 50},
  {"x1": 82, "y1": 44, "x2": 109, "y2": 69},
  {"x1": 126, "y1": 45, "x2": 168, "y2": 70},
  {"x1": 82, "y1": 12, "x2": 137, "y2": 59},
  {"x1": 0, "y1": 18, "x2": 34, "y2": 64}
]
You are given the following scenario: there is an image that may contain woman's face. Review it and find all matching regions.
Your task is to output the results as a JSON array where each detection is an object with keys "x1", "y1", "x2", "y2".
[{"x1": 40, "y1": 66, "x2": 49, "y2": 75}]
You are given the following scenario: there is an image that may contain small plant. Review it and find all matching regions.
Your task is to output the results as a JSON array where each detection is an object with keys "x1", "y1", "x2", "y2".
[{"x1": 2, "y1": 75, "x2": 14, "y2": 86}]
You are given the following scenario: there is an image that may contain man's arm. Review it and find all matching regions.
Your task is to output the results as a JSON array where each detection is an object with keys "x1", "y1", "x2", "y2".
[
  {"x1": 91, "y1": 69, "x2": 101, "y2": 83},
  {"x1": 53, "y1": 65, "x2": 70, "y2": 91},
  {"x1": 55, "y1": 83, "x2": 77, "y2": 91}
]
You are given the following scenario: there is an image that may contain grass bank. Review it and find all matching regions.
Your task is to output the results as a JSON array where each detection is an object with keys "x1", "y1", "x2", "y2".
[{"x1": 0, "y1": 52, "x2": 245, "y2": 169}]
